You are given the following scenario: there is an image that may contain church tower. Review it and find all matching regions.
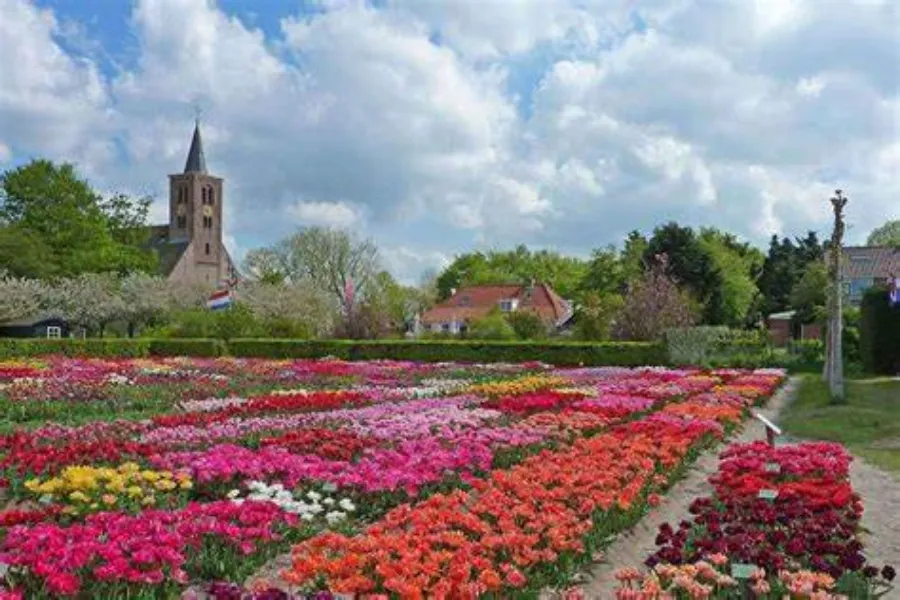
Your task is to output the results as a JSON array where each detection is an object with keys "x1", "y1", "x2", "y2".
[{"x1": 162, "y1": 121, "x2": 231, "y2": 286}]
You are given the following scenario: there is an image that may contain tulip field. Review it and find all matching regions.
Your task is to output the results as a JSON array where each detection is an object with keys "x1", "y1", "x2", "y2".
[{"x1": 0, "y1": 357, "x2": 892, "y2": 599}]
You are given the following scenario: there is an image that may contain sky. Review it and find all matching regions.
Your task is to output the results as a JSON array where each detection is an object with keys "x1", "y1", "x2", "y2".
[{"x1": 1, "y1": 0, "x2": 897, "y2": 283}]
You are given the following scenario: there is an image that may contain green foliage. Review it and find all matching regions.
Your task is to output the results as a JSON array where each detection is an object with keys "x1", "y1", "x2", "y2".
[
  {"x1": 225, "y1": 339, "x2": 668, "y2": 366},
  {"x1": 789, "y1": 260, "x2": 829, "y2": 323},
  {"x1": 665, "y1": 326, "x2": 732, "y2": 366},
  {"x1": 787, "y1": 339, "x2": 825, "y2": 364},
  {"x1": 0, "y1": 159, "x2": 156, "y2": 277},
  {"x1": 0, "y1": 338, "x2": 150, "y2": 359},
  {"x1": 161, "y1": 305, "x2": 264, "y2": 341},
  {"x1": 859, "y1": 287, "x2": 900, "y2": 375},
  {"x1": 698, "y1": 228, "x2": 764, "y2": 327},
  {"x1": 0, "y1": 225, "x2": 57, "y2": 278},
  {"x1": 436, "y1": 245, "x2": 587, "y2": 301},
  {"x1": 866, "y1": 220, "x2": 900, "y2": 247},
  {"x1": 467, "y1": 309, "x2": 517, "y2": 341},
  {"x1": 146, "y1": 339, "x2": 226, "y2": 357},
  {"x1": 645, "y1": 223, "x2": 724, "y2": 324},
  {"x1": 573, "y1": 292, "x2": 624, "y2": 341},
  {"x1": 579, "y1": 246, "x2": 625, "y2": 296},
  {"x1": 504, "y1": 310, "x2": 547, "y2": 340},
  {"x1": 758, "y1": 232, "x2": 824, "y2": 315}
]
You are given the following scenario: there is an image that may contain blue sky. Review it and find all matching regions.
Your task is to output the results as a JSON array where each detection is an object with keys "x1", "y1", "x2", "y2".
[{"x1": 2, "y1": 0, "x2": 898, "y2": 282}]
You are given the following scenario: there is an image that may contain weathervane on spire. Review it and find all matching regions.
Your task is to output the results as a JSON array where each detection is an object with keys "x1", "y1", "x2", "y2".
[{"x1": 193, "y1": 102, "x2": 203, "y2": 125}]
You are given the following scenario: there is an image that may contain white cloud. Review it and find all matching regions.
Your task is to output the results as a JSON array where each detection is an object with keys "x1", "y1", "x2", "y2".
[
  {"x1": 287, "y1": 200, "x2": 364, "y2": 229},
  {"x1": 0, "y1": 0, "x2": 113, "y2": 174},
  {"x1": 1, "y1": 0, "x2": 897, "y2": 285}
]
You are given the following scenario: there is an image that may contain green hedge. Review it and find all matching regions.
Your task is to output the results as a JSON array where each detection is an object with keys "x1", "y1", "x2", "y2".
[
  {"x1": 0, "y1": 337, "x2": 666, "y2": 366},
  {"x1": 226, "y1": 339, "x2": 666, "y2": 366},
  {"x1": 0, "y1": 338, "x2": 226, "y2": 359},
  {"x1": 860, "y1": 287, "x2": 900, "y2": 375},
  {"x1": 0, "y1": 338, "x2": 150, "y2": 359},
  {"x1": 147, "y1": 339, "x2": 226, "y2": 357}
]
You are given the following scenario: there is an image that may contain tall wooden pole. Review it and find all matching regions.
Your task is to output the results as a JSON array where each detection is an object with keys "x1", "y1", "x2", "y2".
[{"x1": 826, "y1": 190, "x2": 847, "y2": 402}]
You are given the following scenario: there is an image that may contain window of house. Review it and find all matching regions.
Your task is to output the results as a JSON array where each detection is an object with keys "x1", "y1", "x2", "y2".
[
  {"x1": 205, "y1": 243, "x2": 211, "y2": 255},
  {"x1": 499, "y1": 300, "x2": 514, "y2": 312},
  {"x1": 458, "y1": 295, "x2": 471, "y2": 306},
  {"x1": 441, "y1": 323, "x2": 450, "y2": 332},
  {"x1": 458, "y1": 323, "x2": 468, "y2": 335},
  {"x1": 46, "y1": 326, "x2": 61, "y2": 339}
]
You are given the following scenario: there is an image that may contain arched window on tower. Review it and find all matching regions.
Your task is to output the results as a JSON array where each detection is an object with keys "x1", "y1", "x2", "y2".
[
  {"x1": 207, "y1": 187, "x2": 215, "y2": 205},
  {"x1": 201, "y1": 187, "x2": 207, "y2": 203}
]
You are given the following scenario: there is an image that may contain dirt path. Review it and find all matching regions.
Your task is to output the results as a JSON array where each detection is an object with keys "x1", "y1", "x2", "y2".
[
  {"x1": 852, "y1": 459, "x2": 900, "y2": 594},
  {"x1": 545, "y1": 377, "x2": 800, "y2": 598}
]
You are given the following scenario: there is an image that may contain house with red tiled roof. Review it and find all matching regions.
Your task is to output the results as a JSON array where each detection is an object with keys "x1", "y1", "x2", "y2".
[
  {"x1": 842, "y1": 246, "x2": 900, "y2": 305},
  {"x1": 417, "y1": 282, "x2": 573, "y2": 335}
]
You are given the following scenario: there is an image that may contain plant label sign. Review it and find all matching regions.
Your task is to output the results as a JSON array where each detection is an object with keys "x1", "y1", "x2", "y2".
[
  {"x1": 758, "y1": 489, "x2": 779, "y2": 501},
  {"x1": 731, "y1": 563, "x2": 757, "y2": 579},
  {"x1": 752, "y1": 410, "x2": 782, "y2": 446}
]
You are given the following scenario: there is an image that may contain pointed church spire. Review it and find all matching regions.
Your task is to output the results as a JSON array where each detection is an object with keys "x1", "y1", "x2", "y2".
[{"x1": 183, "y1": 120, "x2": 208, "y2": 174}]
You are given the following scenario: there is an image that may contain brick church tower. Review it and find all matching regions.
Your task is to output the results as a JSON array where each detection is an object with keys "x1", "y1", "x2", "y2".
[{"x1": 148, "y1": 121, "x2": 236, "y2": 287}]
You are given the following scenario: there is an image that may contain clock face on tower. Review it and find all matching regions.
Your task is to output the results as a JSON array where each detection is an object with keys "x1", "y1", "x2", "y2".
[
  {"x1": 203, "y1": 205, "x2": 213, "y2": 217},
  {"x1": 176, "y1": 204, "x2": 186, "y2": 216}
]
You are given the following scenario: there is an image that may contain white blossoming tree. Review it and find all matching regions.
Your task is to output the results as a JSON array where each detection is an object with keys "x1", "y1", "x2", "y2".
[
  {"x1": 119, "y1": 272, "x2": 173, "y2": 337},
  {"x1": 0, "y1": 271, "x2": 46, "y2": 323},
  {"x1": 44, "y1": 273, "x2": 124, "y2": 336}
]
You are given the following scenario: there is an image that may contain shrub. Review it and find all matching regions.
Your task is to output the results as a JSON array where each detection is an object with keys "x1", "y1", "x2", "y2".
[
  {"x1": 468, "y1": 310, "x2": 517, "y2": 341},
  {"x1": 505, "y1": 311, "x2": 547, "y2": 340},
  {"x1": 859, "y1": 287, "x2": 900, "y2": 374},
  {"x1": 226, "y1": 339, "x2": 667, "y2": 366},
  {"x1": 665, "y1": 326, "x2": 731, "y2": 366},
  {"x1": 0, "y1": 339, "x2": 150, "y2": 359},
  {"x1": 147, "y1": 339, "x2": 226, "y2": 357}
]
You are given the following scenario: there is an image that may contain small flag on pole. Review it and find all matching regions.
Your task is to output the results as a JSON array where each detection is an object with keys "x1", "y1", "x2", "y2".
[
  {"x1": 207, "y1": 288, "x2": 232, "y2": 311},
  {"x1": 890, "y1": 276, "x2": 900, "y2": 307}
]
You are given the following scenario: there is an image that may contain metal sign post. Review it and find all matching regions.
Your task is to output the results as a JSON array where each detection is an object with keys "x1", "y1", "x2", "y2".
[{"x1": 752, "y1": 410, "x2": 782, "y2": 447}]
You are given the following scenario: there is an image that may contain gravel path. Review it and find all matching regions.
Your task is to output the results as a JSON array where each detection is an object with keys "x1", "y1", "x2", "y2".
[
  {"x1": 851, "y1": 459, "x2": 900, "y2": 597},
  {"x1": 543, "y1": 377, "x2": 800, "y2": 598}
]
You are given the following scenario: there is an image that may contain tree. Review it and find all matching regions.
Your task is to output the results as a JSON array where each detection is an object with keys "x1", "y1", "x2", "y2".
[
  {"x1": 698, "y1": 229, "x2": 763, "y2": 327},
  {"x1": 579, "y1": 246, "x2": 625, "y2": 296},
  {"x1": 242, "y1": 248, "x2": 287, "y2": 284},
  {"x1": 238, "y1": 280, "x2": 335, "y2": 339},
  {"x1": 44, "y1": 273, "x2": 123, "y2": 336},
  {"x1": 0, "y1": 272, "x2": 46, "y2": 322},
  {"x1": 119, "y1": 273, "x2": 172, "y2": 337},
  {"x1": 574, "y1": 292, "x2": 624, "y2": 341},
  {"x1": 620, "y1": 230, "x2": 648, "y2": 287},
  {"x1": 758, "y1": 231, "x2": 824, "y2": 316},
  {"x1": 0, "y1": 160, "x2": 156, "y2": 277},
  {"x1": 824, "y1": 190, "x2": 848, "y2": 402},
  {"x1": 0, "y1": 225, "x2": 57, "y2": 279},
  {"x1": 245, "y1": 227, "x2": 379, "y2": 315},
  {"x1": 435, "y1": 245, "x2": 587, "y2": 301},
  {"x1": 468, "y1": 309, "x2": 517, "y2": 340},
  {"x1": 613, "y1": 254, "x2": 698, "y2": 341},
  {"x1": 505, "y1": 310, "x2": 547, "y2": 340},
  {"x1": 789, "y1": 261, "x2": 828, "y2": 324},
  {"x1": 644, "y1": 223, "x2": 724, "y2": 324},
  {"x1": 866, "y1": 220, "x2": 900, "y2": 247}
]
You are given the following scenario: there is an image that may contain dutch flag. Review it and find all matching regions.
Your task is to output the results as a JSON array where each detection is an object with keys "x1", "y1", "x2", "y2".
[{"x1": 207, "y1": 288, "x2": 232, "y2": 311}]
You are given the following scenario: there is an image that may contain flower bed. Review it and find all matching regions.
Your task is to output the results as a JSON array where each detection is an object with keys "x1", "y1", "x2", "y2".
[
  {"x1": 0, "y1": 358, "x2": 785, "y2": 597},
  {"x1": 614, "y1": 441, "x2": 895, "y2": 599}
]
